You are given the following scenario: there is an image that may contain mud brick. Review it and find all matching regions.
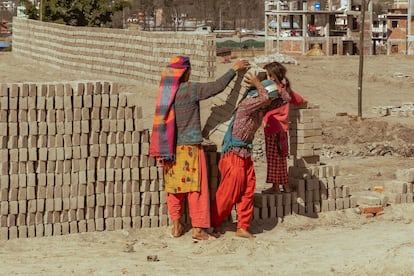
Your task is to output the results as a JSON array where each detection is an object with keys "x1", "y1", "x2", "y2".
[
  {"x1": 85, "y1": 207, "x2": 94, "y2": 220},
  {"x1": 18, "y1": 225, "x2": 28, "y2": 238},
  {"x1": 132, "y1": 105, "x2": 143, "y2": 119},
  {"x1": 104, "y1": 206, "x2": 113, "y2": 218},
  {"x1": 140, "y1": 167, "x2": 150, "y2": 180},
  {"x1": 115, "y1": 192, "x2": 124, "y2": 206},
  {"x1": 101, "y1": 119, "x2": 109, "y2": 132},
  {"x1": 8, "y1": 123, "x2": 18, "y2": 136},
  {"x1": 327, "y1": 199, "x2": 336, "y2": 211},
  {"x1": 384, "y1": 180, "x2": 408, "y2": 194},
  {"x1": 114, "y1": 169, "x2": 123, "y2": 181},
  {"x1": 342, "y1": 186, "x2": 350, "y2": 198},
  {"x1": 103, "y1": 217, "x2": 114, "y2": 231},
  {"x1": 97, "y1": 145, "x2": 106, "y2": 158},
  {"x1": 281, "y1": 201, "x2": 291, "y2": 215},
  {"x1": 139, "y1": 216, "x2": 151, "y2": 228},
  {"x1": 328, "y1": 188, "x2": 336, "y2": 199},
  {"x1": 36, "y1": 95, "x2": 46, "y2": 109},
  {"x1": 258, "y1": 207, "x2": 268, "y2": 219},
  {"x1": 250, "y1": 206, "x2": 261, "y2": 220},
  {"x1": 311, "y1": 188, "x2": 320, "y2": 202},
  {"x1": 95, "y1": 207, "x2": 104, "y2": 218},
  {"x1": 47, "y1": 122, "x2": 58, "y2": 135},
  {"x1": 7, "y1": 209, "x2": 17, "y2": 225},
  {"x1": 335, "y1": 198, "x2": 344, "y2": 210},
  {"x1": 18, "y1": 187, "x2": 27, "y2": 200},
  {"x1": 27, "y1": 148, "x2": 37, "y2": 161},
  {"x1": 116, "y1": 144, "x2": 124, "y2": 156},
  {"x1": 0, "y1": 189, "x2": 7, "y2": 201},
  {"x1": 97, "y1": 92, "x2": 109, "y2": 107},
  {"x1": 395, "y1": 168, "x2": 414, "y2": 183},
  {"x1": 306, "y1": 179, "x2": 319, "y2": 190},
  {"x1": 343, "y1": 197, "x2": 350, "y2": 209},
  {"x1": 321, "y1": 199, "x2": 329, "y2": 212},
  {"x1": 406, "y1": 193, "x2": 414, "y2": 203},
  {"x1": 115, "y1": 119, "x2": 124, "y2": 132},
  {"x1": 0, "y1": 201, "x2": 8, "y2": 215},
  {"x1": 140, "y1": 180, "x2": 150, "y2": 192},
  {"x1": 0, "y1": 97, "x2": 8, "y2": 110},
  {"x1": 9, "y1": 97, "x2": 17, "y2": 109},
  {"x1": 9, "y1": 187, "x2": 18, "y2": 200},
  {"x1": 76, "y1": 209, "x2": 85, "y2": 221},
  {"x1": 37, "y1": 199, "x2": 45, "y2": 212},
  {"x1": 68, "y1": 221, "x2": 78, "y2": 233},
  {"x1": 335, "y1": 187, "x2": 343, "y2": 198},
  {"x1": 67, "y1": 209, "x2": 76, "y2": 221},
  {"x1": 253, "y1": 193, "x2": 267, "y2": 208},
  {"x1": 9, "y1": 110, "x2": 18, "y2": 122},
  {"x1": 38, "y1": 122, "x2": 47, "y2": 135},
  {"x1": 63, "y1": 96, "x2": 72, "y2": 109},
  {"x1": 81, "y1": 120, "x2": 89, "y2": 133},
  {"x1": 60, "y1": 222, "x2": 69, "y2": 235}
]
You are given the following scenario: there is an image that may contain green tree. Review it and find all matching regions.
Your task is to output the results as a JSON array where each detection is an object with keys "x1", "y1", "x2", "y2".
[{"x1": 34, "y1": 0, "x2": 131, "y2": 27}]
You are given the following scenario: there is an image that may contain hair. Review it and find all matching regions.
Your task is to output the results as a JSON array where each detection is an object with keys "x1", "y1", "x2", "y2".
[
  {"x1": 179, "y1": 67, "x2": 191, "y2": 83},
  {"x1": 263, "y1": 62, "x2": 292, "y2": 94}
]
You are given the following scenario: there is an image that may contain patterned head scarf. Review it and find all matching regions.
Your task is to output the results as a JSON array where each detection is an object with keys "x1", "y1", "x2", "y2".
[
  {"x1": 246, "y1": 79, "x2": 279, "y2": 99},
  {"x1": 150, "y1": 56, "x2": 191, "y2": 162}
]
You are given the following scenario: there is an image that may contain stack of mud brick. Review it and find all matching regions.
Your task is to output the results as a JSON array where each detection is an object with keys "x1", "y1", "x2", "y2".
[
  {"x1": 12, "y1": 17, "x2": 216, "y2": 86},
  {"x1": 252, "y1": 104, "x2": 357, "y2": 222},
  {"x1": 372, "y1": 103, "x2": 414, "y2": 117},
  {"x1": 377, "y1": 168, "x2": 414, "y2": 204},
  {"x1": 0, "y1": 81, "x2": 167, "y2": 240},
  {"x1": 202, "y1": 65, "x2": 266, "y2": 146}
]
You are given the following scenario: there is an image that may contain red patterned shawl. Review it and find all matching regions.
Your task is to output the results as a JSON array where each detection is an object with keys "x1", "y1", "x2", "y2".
[{"x1": 150, "y1": 56, "x2": 191, "y2": 162}]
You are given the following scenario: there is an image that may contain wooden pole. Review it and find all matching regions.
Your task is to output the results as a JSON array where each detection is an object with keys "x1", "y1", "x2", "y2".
[{"x1": 357, "y1": 0, "x2": 366, "y2": 117}]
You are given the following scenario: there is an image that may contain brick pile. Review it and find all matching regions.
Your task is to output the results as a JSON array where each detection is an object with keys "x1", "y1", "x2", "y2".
[
  {"x1": 252, "y1": 104, "x2": 360, "y2": 221},
  {"x1": 202, "y1": 65, "x2": 267, "y2": 146},
  {"x1": 0, "y1": 81, "x2": 167, "y2": 240},
  {"x1": 371, "y1": 102, "x2": 414, "y2": 117},
  {"x1": 12, "y1": 18, "x2": 216, "y2": 86}
]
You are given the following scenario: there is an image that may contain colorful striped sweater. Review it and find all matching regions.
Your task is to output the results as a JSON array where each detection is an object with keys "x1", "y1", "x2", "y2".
[{"x1": 174, "y1": 69, "x2": 236, "y2": 146}]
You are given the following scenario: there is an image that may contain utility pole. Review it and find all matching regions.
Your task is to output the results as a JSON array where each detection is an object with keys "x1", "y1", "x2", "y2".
[
  {"x1": 39, "y1": 0, "x2": 43, "y2": 21},
  {"x1": 357, "y1": 0, "x2": 366, "y2": 118}
]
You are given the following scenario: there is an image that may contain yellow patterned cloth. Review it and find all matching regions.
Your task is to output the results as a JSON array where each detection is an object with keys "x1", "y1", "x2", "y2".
[{"x1": 163, "y1": 145, "x2": 200, "y2": 193}]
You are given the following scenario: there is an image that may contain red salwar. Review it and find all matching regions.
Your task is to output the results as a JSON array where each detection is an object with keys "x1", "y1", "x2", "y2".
[
  {"x1": 166, "y1": 146, "x2": 211, "y2": 228},
  {"x1": 211, "y1": 151, "x2": 256, "y2": 230}
]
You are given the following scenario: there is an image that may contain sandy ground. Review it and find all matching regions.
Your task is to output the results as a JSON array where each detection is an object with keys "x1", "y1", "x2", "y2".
[{"x1": 1, "y1": 52, "x2": 414, "y2": 275}]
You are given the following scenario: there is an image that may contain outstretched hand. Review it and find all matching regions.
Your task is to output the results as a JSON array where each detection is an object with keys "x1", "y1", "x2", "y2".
[{"x1": 232, "y1": 59, "x2": 251, "y2": 72}]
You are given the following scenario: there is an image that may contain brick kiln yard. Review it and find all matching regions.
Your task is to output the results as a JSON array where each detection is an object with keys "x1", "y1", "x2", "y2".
[{"x1": 1, "y1": 52, "x2": 414, "y2": 275}]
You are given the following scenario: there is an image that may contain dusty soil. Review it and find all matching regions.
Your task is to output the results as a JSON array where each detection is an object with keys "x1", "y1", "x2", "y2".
[{"x1": 1, "y1": 52, "x2": 414, "y2": 275}]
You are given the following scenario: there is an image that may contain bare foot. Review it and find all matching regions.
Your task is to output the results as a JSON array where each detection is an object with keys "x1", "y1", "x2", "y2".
[
  {"x1": 192, "y1": 227, "x2": 217, "y2": 241},
  {"x1": 171, "y1": 221, "x2": 184, "y2": 238},
  {"x1": 235, "y1": 228, "x2": 255, "y2": 239}
]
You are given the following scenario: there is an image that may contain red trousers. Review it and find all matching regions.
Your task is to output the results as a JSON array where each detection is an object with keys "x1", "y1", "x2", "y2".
[
  {"x1": 167, "y1": 147, "x2": 211, "y2": 228},
  {"x1": 211, "y1": 152, "x2": 256, "y2": 230}
]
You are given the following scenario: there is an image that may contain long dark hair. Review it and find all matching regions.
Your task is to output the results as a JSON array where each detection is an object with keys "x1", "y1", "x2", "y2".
[{"x1": 263, "y1": 62, "x2": 292, "y2": 94}]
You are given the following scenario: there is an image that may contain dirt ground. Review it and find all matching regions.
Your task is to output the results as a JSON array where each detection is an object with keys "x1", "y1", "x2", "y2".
[{"x1": 1, "y1": 52, "x2": 414, "y2": 275}]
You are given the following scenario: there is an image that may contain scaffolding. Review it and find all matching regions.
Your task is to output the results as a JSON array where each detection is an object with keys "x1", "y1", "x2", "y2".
[{"x1": 264, "y1": 0, "x2": 373, "y2": 56}]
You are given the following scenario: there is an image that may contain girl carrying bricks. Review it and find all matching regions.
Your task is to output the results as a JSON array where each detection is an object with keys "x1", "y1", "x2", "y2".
[
  {"x1": 150, "y1": 56, "x2": 250, "y2": 241},
  {"x1": 261, "y1": 62, "x2": 308, "y2": 194},
  {"x1": 211, "y1": 74, "x2": 290, "y2": 239}
]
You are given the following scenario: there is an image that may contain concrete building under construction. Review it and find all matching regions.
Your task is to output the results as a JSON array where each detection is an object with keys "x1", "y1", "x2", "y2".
[{"x1": 264, "y1": 0, "x2": 414, "y2": 56}]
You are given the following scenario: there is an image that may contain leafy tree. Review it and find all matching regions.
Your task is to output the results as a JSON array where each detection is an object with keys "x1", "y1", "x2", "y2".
[
  {"x1": 30, "y1": 0, "x2": 131, "y2": 27},
  {"x1": 24, "y1": 1, "x2": 40, "y2": 20}
]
